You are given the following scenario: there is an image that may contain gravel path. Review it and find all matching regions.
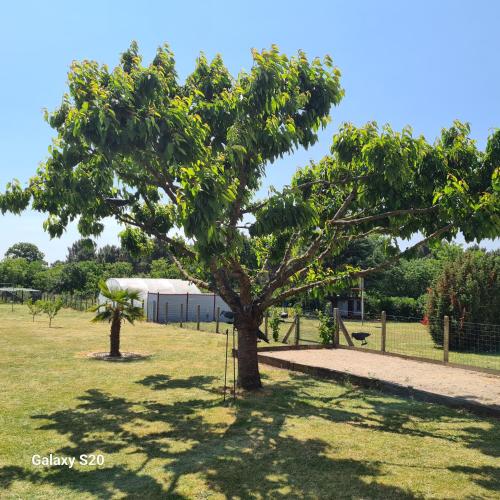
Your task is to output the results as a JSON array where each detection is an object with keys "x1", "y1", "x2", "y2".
[{"x1": 261, "y1": 348, "x2": 500, "y2": 410}]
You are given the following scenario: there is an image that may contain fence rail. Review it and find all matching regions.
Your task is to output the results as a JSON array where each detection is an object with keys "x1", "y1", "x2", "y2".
[
  {"x1": 147, "y1": 306, "x2": 499, "y2": 372},
  {"x1": 280, "y1": 310, "x2": 499, "y2": 373}
]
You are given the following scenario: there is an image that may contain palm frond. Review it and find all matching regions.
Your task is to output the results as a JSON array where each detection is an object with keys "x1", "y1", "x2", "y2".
[{"x1": 93, "y1": 281, "x2": 144, "y2": 325}]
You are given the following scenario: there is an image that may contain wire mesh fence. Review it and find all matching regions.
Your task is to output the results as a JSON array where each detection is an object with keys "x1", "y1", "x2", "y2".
[
  {"x1": 266, "y1": 308, "x2": 500, "y2": 372},
  {"x1": 0, "y1": 291, "x2": 98, "y2": 312},
  {"x1": 448, "y1": 320, "x2": 500, "y2": 371},
  {"x1": 384, "y1": 315, "x2": 444, "y2": 362}
]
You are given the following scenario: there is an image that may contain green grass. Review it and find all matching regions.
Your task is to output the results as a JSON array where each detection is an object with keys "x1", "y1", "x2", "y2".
[{"x1": 0, "y1": 304, "x2": 499, "y2": 499}]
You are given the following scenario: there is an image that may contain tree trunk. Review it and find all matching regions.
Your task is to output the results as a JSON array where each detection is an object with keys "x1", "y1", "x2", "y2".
[
  {"x1": 235, "y1": 315, "x2": 262, "y2": 390},
  {"x1": 109, "y1": 314, "x2": 121, "y2": 357}
]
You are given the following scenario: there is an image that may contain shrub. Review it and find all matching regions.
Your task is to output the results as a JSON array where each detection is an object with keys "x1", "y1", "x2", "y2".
[
  {"x1": 318, "y1": 310, "x2": 335, "y2": 345},
  {"x1": 41, "y1": 299, "x2": 63, "y2": 327},
  {"x1": 26, "y1": 299, "x2": 44, "y2": 322},
  {"x1": 365, "y1": 294, "x2": 424, "y2": 318},
  {"x1": 427, "y1": 250, "x2": 500, "y2": 351},
  {"x1": 268, "y1": 309, "x2": 281, "y2": 342}
]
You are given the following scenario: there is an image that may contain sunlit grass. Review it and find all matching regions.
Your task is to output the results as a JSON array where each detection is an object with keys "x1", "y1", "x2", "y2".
[{"x1": 0, "y1": 304, "x2": 499, "y2": 499}]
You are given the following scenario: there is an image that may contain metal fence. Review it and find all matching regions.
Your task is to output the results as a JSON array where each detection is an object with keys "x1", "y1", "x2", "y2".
[
  {"x1": 0, "y1": 291, "x2": 97, "y2": 311},
  {"x1": 265, "y1": 309, "x2": 500, "y2": 373}
]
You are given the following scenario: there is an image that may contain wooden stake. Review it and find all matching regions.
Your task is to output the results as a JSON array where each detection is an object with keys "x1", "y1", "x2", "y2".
[
  {"x1": 282, "y1": 320, "x2": 296, "y2": 344},
  {"x1": 294, "y1": 314, "x2": 300, "y2": 345},
  {"x1": 338, "y1": 315, "x2": 355, "y2": 346},
  {"x1": 333, "y1": 308, "x2": 339, "y2": 347}
]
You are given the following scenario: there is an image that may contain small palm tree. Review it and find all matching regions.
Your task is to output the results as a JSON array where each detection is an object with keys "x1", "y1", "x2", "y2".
[{"x1": 91, "y1": 281, "x2": 144, "y2": 357}]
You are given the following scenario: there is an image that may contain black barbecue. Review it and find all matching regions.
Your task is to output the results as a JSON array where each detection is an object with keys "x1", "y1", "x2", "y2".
[{"x1": 351, "y1": 332, "x2": 371, "y2": 345}]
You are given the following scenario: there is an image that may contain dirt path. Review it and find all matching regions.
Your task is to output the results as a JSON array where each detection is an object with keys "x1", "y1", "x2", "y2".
[{"x1": 259, "y1": 348, "x2": 500, "y2": 413}]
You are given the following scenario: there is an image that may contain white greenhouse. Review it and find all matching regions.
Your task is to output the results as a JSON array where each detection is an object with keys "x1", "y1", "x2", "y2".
[{"x1": 103, "y1": 278, "x2": 231, "y2": 323}]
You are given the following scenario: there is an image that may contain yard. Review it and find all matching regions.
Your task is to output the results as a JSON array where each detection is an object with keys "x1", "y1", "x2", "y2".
[
  {"x1": 0, "y1": 304, "x2": 499, "y2": 499},
  {"x1": 275, "y1": 316, "x2": 500, "y2": 371}
]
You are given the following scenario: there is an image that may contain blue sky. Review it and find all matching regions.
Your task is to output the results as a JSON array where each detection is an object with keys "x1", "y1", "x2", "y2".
[{"x1": 0, "y1": 0, "x2": 499, "y2": 262}]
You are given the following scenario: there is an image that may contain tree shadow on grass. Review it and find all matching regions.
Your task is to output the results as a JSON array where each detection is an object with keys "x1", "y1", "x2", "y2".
[{"x1": 0, "y1": 373, "x2": 499, "y2": 498}]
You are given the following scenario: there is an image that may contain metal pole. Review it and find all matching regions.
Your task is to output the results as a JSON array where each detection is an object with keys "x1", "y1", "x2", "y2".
[
  {"x1": 381, "y1": 311, "x2": 386, "y2": 353},
  {"x1": 360, "y1": 277, "x2": 365, "y2": 325},
  {"x1": 180, "y1": 303, "x2": 184, "y2": 328},
  {"x1": 197, "y1": 304, "x2": 200, "y2": 330},
  {"x1": 216, "y1": 306, "x2": 220, "y2": 333},
  {"x1": 443, "y1": 315, "x2": 449, "y2": 363},
  {"x1": 232, "y1": 326, "x2": 236, "y2": 401},
  {"x1": 223, "y1": 329, "x2": 229, "y2": 402}
]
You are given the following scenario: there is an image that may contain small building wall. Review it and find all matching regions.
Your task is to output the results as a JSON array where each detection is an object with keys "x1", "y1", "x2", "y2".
[
  {"x1": 147, "y1": 292, "x2": 230, "y2": 323},
  {"x1": 337, "y1": 298, "x2": 362, "y2": 318}
]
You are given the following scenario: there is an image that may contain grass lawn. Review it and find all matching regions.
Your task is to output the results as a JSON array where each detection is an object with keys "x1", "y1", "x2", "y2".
[{"x1": 0, "y1": 304, "x2": 499, "y2": 499}]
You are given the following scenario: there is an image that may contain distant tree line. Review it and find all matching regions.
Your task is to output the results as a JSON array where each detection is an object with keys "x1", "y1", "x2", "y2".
[
  {"x1": 0, "y1": 237, "x2": 496, "y2": 323},
  {"x1": 0, "y1": 238, "x2": 195, "y2": 298}
]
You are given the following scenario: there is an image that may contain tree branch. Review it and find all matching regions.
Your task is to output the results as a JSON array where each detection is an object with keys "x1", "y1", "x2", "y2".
[
  {"x1": 262, "y1": 223, "x2": 453, "y2": 308},
  {"x1": 330, "y1": 205, "x2": 439, "y2": 226},
  {"x1": 257, "y1": 186, "x2": 357, "y2": 305}
]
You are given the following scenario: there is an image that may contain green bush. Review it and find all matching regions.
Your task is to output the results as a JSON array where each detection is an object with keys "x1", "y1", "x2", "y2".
[
  {"x1": 41, "y1": 299, "x2": 64, "y2": 327},
  {"x1": 318, "y1": 310, "x2": 334, "y2": 345},
  {"x1": 268, "y1": 309, "x2": 281, "y2": 342},
  {"x1": 427, "y1": 250, "x2": 500, "y2": 351},
  {"x1": 365, "y1": 294, "x2": 425, "y2": 318}
]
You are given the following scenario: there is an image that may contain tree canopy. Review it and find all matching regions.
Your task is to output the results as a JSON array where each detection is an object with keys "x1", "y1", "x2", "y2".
[
  {"x1": 66, "y1": 238, "x2": 97, "y2": 262},
  {"x1": 1, "y1": 42, "x2": 498, "y2": 388},
  {"x1": 5, "y1": 242, "x2": 45, "y2": 263}
]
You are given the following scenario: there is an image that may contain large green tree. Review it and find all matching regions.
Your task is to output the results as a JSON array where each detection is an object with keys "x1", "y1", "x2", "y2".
[
  {"x1": 5, "y1": 242, "x2": 45, "y2": 263},
  {"x1": 66, "y1": 238, "x2": 97, "y2": 263},
  {"x1": 1, "y1": 43, "x2": 499, "y2": 389}
]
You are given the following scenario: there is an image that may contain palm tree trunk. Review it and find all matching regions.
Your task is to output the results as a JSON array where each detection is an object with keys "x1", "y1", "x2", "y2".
[{"x1": 109, "y1": 314, "x2": 121, "y2": 357}]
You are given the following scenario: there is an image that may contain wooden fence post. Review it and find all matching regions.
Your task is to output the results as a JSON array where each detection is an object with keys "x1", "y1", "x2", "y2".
[
  {"x1": 294, "y1": 314, "x2": 300, "y2": 345},
  {"x1": 165, "y1": 302, "x2": 169, "y2": 324},
  {"x1": 180, "y1": 303, "x2": 184, "y2": 328},
  {"x1": 196, "y1": 304, "x2": 201, "y2": 330},
  {"x1": 333, "y1": 308, "x2": 339, "y2": 347},
  {"x1": 443, "y1": 315, "x2": 449, "y2": 362},
  {"x1": 381, "y1": 311, "x2": 386, "y2": 353},
  {"x1": 216, "y1": 306, "x2": 220, "y2": 333}
]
